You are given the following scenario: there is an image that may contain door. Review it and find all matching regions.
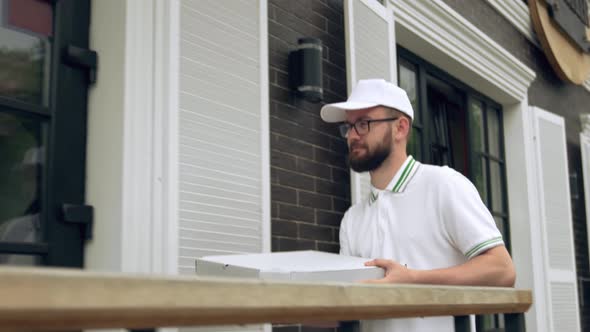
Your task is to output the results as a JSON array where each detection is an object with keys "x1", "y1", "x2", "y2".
[{"x1": 0, "y1": 0, "x2": 93, "y2": 267}]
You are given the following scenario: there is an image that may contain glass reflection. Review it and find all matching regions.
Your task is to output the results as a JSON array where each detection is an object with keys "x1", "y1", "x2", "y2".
[
  {"x1": 408, "y1": 129, "x2": 422, "y2": 161},
  {"x1": 0, "y1": 112, "x2": 44, "y2": 243},
  {"x1": 487, "y1": 108, "x2": 501, "y2": 157},
  {"x1": 490, "y1": 161, "x2": 505, "y2": 213},
  {"x1": 469, "y1": 99, "x2": 485, "y2": 152},
  {"x1": 0, "y1": 0, "x2": 52, "y2": 105},
  {"x1": 474, "y1": 157, "x2": 488, "y2": 206},
  {"x1": 399, "y1": 59, "x2": 419, "y2": 122}
]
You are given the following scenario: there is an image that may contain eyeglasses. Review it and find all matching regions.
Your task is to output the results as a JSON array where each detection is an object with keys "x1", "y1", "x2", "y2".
[{"x1": 338, "y1": 117, "x2": 399, "y2": 138}]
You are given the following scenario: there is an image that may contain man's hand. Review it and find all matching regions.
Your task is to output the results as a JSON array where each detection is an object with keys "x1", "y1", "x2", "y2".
[
  {"x1": 360, "y1": 246, "x2": 515, "y2": 287},
  {"x1": 362, "y1": 259, "x2": 415, "y2": 284}
]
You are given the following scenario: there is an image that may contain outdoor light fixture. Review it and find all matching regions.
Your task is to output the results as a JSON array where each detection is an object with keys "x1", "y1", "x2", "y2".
[{"x1": 288, "y1": 37, "x2": 323, "y2": 103}]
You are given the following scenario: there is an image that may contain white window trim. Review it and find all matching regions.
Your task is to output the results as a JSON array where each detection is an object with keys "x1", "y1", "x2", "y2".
[
  {"x1": 120, "y1": 0, "x2": 166, "y2": 274},
  {"x1": 484, "y1": 0, "x2": 590, "y2": 91},
  {"x1": 393, "y1": 0, "x2": 535, "y2": 103},
  {"x1": 504, "y1": 101, "x2": 548, "y2": 332},
  {"x1": 118, "y1": 0, "x2": 181, "y2": 275},
  {"x1": 261, "y1": 4, "x2": 272, "y2": 330},
  {"x1": 153, "y1": 0, "x2": 181, "y2": 275},
  {"x1": 119, "y1": 0, "x2": 156, "y2": 274},
  {"x1": 260, "y1": 0, "x2": 271, "y2": 255}
]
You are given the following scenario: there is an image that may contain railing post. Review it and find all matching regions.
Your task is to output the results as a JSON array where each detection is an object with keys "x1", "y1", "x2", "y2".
[
  {"x1": 454, "y1": 315, "x2": 471, "y2": 332},
  {"x1": 340, "y1": 320, "x2": 360, "y2": 332},
  {"x1": 505, "y1": 313, "x2": 526, "y2": 332}
]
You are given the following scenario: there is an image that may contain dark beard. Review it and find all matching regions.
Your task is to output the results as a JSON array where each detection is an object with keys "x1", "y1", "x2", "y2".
[{"x1": 348, "y1": 135, "x2": 392, "y2": 172}]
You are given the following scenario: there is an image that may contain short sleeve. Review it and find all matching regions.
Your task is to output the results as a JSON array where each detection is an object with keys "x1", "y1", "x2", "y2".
[
  {"x1": 440, "y1": 168, "x2": 504, "y2": 259},
  {"x1": 339, "y1": 212, "x2": 352, "y2": 256}
]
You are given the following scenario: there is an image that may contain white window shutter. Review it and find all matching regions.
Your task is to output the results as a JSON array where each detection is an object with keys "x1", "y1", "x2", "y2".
[
  {"x1": 178, "y1": 0, "x2": 269, "y2": 273},
  {"x1": 532, "y1": 107, "x2": 581, "y2": 332},
  {"x1": 344, "y1": 0, "x2": 396, "y2": 204},
  {"x1": 582, "y1": 133, "x2": 590, "y2": 263}
]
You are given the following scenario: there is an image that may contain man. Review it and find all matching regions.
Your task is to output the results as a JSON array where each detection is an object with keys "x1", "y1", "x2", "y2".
[{"x1": 320, "y1": 79, "x2": 515, "y2": 332}]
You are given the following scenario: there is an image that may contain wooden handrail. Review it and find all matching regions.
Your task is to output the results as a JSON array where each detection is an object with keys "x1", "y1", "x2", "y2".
[{"x1": 0, "y1": 267, "x2": 532, "y2": 331}]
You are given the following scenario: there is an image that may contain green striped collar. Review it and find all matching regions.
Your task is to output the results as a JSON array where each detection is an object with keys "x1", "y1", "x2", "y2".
[{"x1": 369, "y1": 156, "x2": 420, "y2": 204}]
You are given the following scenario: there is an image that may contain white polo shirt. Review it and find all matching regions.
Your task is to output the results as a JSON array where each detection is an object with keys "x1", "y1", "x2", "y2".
[{"x1": 339, "y1": 155, "x2": 504, "y2": 332}]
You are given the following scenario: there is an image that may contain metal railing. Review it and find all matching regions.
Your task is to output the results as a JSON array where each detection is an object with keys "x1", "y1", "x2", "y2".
[{"x1": 0, "y1": 267, "x2": 532, "y2": 331}]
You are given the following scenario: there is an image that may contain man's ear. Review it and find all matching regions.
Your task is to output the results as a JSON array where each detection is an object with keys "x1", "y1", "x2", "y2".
[{"x1": 396, "y1": 117, "x2": 411, "y2": 140}]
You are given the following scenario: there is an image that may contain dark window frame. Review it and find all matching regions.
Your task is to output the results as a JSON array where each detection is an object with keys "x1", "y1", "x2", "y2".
[{"x1": 0, "y1": 0, "x2": 92, "y2": 268}]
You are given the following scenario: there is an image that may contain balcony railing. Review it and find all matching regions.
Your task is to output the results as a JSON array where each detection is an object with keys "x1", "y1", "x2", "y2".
[{"x1": 0, "y1": 267, "x2": 532, "y2": 331}]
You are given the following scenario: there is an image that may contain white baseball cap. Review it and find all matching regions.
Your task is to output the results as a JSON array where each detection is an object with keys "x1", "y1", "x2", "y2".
[{"x1": 320, "y1": 79, "x2": 414, "y2": 122}]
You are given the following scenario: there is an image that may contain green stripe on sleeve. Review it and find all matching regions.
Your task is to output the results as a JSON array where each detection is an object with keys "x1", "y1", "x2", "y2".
[{"x1": 465, "y1": 237, "x2": 504, "y2": 259}]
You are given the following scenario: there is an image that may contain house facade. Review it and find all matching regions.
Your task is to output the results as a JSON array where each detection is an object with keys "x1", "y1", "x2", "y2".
[{"x1": 0, "y1": 0, "x2": 589, "y2": 331}]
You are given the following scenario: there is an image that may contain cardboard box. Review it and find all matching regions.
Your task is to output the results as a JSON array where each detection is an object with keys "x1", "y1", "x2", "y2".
[{"x1": 195, "y1": 250, "x2": 384, "y2": 282}]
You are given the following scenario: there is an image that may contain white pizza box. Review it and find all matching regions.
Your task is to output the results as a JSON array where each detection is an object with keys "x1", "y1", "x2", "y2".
[{"x1": 195, "y1": 250, "x2": 384, "y2": 282}]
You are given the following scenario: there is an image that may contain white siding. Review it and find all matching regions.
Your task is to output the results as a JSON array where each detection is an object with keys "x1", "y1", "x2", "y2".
[
  {"x1": 178, "y1": 0, "x2": 268, "y2": 273},
  {"x1": 177, "y1": 2, "x2": 268, "y2": 332},
  {"x1": 532, "y1": 107, "x2": 581, "y2": 332},
  {"x1": 352, "y1": 0, "x2": 391, "y2": 81},
  {"x1": 344, "y1": 0, "x2": 396, "y2": 204}
]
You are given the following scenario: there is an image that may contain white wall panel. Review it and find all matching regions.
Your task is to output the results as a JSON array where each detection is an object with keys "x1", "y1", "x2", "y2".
[
  {"x1": 532, "y1": 107, "x2": 581, "y2": 332},
  {"x1": 178, "y1": 0, "x2": 268, "y2": 275}
]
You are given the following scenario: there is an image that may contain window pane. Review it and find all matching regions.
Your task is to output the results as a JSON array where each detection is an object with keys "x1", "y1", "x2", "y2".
[
  {"x1": 0, "y1": 0, "x2": 52, "y2": 105},
  {"x1": 476, "y1": 314, "x2": 497, "y2": 331},
  {"x1": 0, "y1": 253, "x2": 40, "y2": 266},
  {"x1": 408, "y1": 127, "x2": 422, "y2": 161},
  {"x1": 469, "y1": 99, "x2": 485, "y2": 152},
  {"x1": 490, "y1": 160, "x2": 505, "y2": 213},
  {"x1": 0, "y1": 112, "x2": 45, "y2": 243},
  {"x1": 498, "y1": 313, "x2": 505, "y2": 328},
  {"x1": 487, "y1": 107, "x2": 501, "y2": 157},
  {"x1": 494, "y1": 216, "x2": 506, "y2": 238},
  {"x1": 473, "y1": 156, "x2": 489, "y2": 206},
  {"x1": 399, "y1": 59, "x2": 419, "y2": 123}
]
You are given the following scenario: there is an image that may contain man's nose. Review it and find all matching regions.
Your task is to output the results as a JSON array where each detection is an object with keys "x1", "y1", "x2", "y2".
[{"x1": 347, "y1": 130, "x2": 361, "y2": 147}]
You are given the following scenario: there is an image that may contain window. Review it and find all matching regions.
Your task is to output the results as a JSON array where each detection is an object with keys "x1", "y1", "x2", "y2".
[
  {"x1": 0, "y1": 0, "x2": 92, "y2": 267},
  {"x1": 469, "y1": 98, "x2": 510, "y2": 252},
  {"x1": 398, "y1": 57, "x2": 422, "y2": 161},
  {"x1": 398, "y1": 47, "x2": 510, "y2": 332}
]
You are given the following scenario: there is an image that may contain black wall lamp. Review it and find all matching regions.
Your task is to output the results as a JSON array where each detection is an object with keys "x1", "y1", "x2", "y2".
[{"x1": 288, "y1": 37, "x2": 323, "y2": 103}]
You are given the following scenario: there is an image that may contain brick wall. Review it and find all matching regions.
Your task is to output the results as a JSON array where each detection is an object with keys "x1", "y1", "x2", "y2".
[
  {"x1": 268, "y1": 0, "x2": 349, "y2": 256},
  {"x1": 268, "y1": 2, "x2": 349, "y2": 330}
]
